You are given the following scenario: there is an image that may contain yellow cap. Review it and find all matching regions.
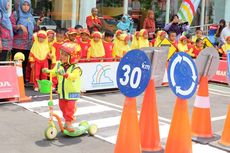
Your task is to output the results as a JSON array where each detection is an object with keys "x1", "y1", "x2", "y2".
[{"x1": 14, "y1": 52, "x2": 25, "y2": 61}]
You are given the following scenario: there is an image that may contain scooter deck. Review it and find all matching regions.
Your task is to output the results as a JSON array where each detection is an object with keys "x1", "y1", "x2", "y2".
[{"x1": 63, "y1": 126, "x2": 89, "y2": 137}]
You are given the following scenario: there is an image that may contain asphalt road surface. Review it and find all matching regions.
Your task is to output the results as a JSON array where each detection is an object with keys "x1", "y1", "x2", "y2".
[{"x1": 0, "y1": 83, "x2": 230, "y2": 153}]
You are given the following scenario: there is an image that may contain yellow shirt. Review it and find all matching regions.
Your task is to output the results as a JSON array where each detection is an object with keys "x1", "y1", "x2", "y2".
[
  {"x1": 221, "y1": 43, "x2": 230, "y2": 53},
  {"x1": 178, "y1": 43, "x2": 194, "y2": 57},
  {"x1": 114, "y1": 34, "x2": 131, "y2": 58},
  {"x1": 29, "y1": 32, "x2": 49, "y2": 62},
  {"x1": 138, "y1": 37, "x2": 149, "y2": 48},
  {"x1": 131, "y1": 35, "x2": 139, "y2": 49},
  {"x1": 87, "y1": 39, "x2": 105, "y2": 58},
  {"x1": 138, "y1": 29, "x2": 149, "y2": 48},
  {"x1": 192, "y1": 35, "x2": 204, "y2": 43}
]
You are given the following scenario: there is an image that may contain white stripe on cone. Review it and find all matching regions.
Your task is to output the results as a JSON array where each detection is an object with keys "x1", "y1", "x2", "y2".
[{"x1": 194, "y1": 96, "x2": 210, "y2": 108}]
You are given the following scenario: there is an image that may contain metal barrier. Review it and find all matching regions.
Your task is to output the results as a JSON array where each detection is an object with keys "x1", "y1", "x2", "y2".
[{"x1": 189, "y1": 23, "x2": 213, "y2": 35}]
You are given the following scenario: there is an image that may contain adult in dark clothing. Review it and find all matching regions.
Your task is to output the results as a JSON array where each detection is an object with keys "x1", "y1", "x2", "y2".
[
  {"x1": 164, "y1": 14, "x2": 189, "y2": 41},
  {"x1": 216, "y1": 19, "x2": 226, "y2": 46}
]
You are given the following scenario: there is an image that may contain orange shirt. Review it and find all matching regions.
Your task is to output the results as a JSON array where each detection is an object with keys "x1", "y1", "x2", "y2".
[
  {"x1": 86, "y1": 15, "x2": 102, "y2": 32},
  {"x1": 191, "y1": 46, "x2": 203, "y2": 58},
  {"x1": 79, "y1": 40, "x2": 91, "y2": 58},
  {"x1": 103, "y1": 41, "x2": 114, "y2": 59}
]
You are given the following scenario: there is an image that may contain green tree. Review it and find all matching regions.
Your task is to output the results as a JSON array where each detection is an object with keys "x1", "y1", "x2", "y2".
[{"x1": 140, "y1": 0, "x2": 151, "y2": 10}]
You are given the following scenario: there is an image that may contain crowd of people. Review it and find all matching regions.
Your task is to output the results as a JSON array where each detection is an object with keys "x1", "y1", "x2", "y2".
[{"x1": 1, "y1": 0, "x2": 230, "y2": 92}]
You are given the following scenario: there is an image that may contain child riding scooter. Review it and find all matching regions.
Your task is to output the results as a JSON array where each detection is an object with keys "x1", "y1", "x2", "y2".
[{"x1": 42, "y1": 42, "x2": 97, "y2": 139}]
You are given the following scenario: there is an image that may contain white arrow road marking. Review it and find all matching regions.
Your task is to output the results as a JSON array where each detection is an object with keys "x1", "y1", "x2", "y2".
[
  {"x1": 176, "y1": 82, "x2": 196, "y2": 96},
  {"x1": 170, "y1": 54, "x2": 182, "y2": 86},
  {"x1": 182, "y1": 56, "x2": 197, "y2": 81}
]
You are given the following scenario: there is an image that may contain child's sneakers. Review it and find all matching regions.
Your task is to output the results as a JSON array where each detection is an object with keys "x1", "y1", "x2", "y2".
[
  {"x1": 52, "y1": 87, "x2": 58, "y2": 94},
  {"x1": 64, "y1": 122, "x2": 75, "y2": 132},
  {"x1": 52, "y1": 87, "x2": 56, "y2": 92},
  {"x1": 34, "y1": 87, "x2": 39, "y2": 92}
]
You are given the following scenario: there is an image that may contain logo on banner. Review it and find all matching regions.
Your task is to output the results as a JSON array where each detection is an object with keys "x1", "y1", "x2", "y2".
[
  {"x1": 216, "y1": 70, "x2": 227, "y2": 77},
  {"x1": 92, "y1": 64, "x2": 114, "y2": 88},
  {"x1": 0, "y1": 81, "x2": 11, "y2": 87}
]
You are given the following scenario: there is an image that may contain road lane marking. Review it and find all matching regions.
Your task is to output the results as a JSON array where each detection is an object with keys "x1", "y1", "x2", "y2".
[
  {"x1": 211, "y1": 115, "x2": 226, "y2": 122},
  {"x1": 209, "y1": 88, "x2": 230, "y2": 94},
  {"x1": 73, "y1": 116, "x2": 121, "y2": 129},
  {"x1": 193, "y1": 143, "x2": 227, "y2": 153},
  {"x1": 209, "y1": 91, "x2": 230, "y2": 97},
  {"x1": 83, "y1": 95, "x2": 172, "y2": 123},
  {"x1": 39, "y1": 105, "x2": 115, "y2": 118}
]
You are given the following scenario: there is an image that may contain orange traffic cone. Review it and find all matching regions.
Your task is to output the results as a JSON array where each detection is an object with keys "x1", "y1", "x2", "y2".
[
  {"x1": 220, "y1": 105, "x2": 230, "y2": 147},
  {"x1": 114, "y1": 97, "x2": 141, "y2": 153},
  {"x1": 16, "y1": 61, "x2": 31, "y2": 102},
  {"x1": 191, "y1": 76, "x2": 219, "y2": 144},
  {"x1": 210, "y1": 104, "x2": 230, "y2": 152},
  {"x1": 165, "y1": 97, "x2": 192, "y2": 153},
  {"x1": 139, "y1": 79, "x2": 163, "y2": 152}
]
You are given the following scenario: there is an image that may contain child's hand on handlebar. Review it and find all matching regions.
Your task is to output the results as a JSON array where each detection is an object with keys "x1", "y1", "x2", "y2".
[
  {"x1": 57, "y1": 69, "x2": 65, "y2": 75},
  {"x1": 42, "y1": 68, "x2": 49, "y2": 73}
]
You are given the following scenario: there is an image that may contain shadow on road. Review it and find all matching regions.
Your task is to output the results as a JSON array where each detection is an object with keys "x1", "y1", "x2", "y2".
[{"x1": 35, "y1": 132, "x2": 88, "y2": 147}]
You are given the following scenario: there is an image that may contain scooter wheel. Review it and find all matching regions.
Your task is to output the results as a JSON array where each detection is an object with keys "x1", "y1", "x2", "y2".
[
  {"x1": 79, "y1": 121, "x2": 89, "y2": 127},
  {"x1": 88, "y1": 124, "x2": 97, "y2": 136},
  {"x1": 44, "y1": 126, "x2": 58, "y2": 140}
]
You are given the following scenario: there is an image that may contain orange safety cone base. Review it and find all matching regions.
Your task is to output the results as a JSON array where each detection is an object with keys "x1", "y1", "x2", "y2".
[
  {"x1": 19, "y1": 96, "x2": 32, "y2": 103},
  {"x1": 139, "y1": 79, "x2": 163, "y2": 152},
  {"x1": 192, "y1": 134, "x2": 220, "y2": 144},
  {"x1": 209, "y1": 105, "x2": 230, "y2": 151},
  {"x1": 209, "y1": 140, "x2": 230, "y2": 152},
  {"x1": 165, "y1": 98, "x2": 192, "y2": 153},
  {"x1": 220, "y1": 105, "x2": 230, "y2": 146},
  {"x1": 114, "y1": 97, "x2": 141, "y2": 153},
  {"x1": 142, "y1": 150, "x2": 164, "y2": 153}
]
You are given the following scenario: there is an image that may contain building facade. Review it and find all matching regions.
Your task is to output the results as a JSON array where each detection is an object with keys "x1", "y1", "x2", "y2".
[{"x1": 11, "y1": 0, "x2": 229, "y2": 29}]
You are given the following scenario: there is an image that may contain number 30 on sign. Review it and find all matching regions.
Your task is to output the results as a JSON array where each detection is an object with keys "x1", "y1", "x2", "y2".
[{"x1": 117, "y1": 50, "x2": 151, "y2": 97}]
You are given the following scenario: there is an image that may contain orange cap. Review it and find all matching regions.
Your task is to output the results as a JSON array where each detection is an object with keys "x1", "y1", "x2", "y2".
[
  {"x1": 81, "y1": 28, "x2": 90, "y2": 36},
  {"x1": 135, "y1": 31, "x2": 140, "y2": 37},
  {"x1": 67, "y1": 28, "x2": 77, "y2": 35},
  {"x1": 91, "y1": 31, "x2": 102, "y2": 38},
  {"x1": 120, "y1": 34, "x2": 130, "y2": 41},
  {"x1": 37, "y1": 30, "x2": 47, "y2": 38},
  {"x1": 47, "y1": 30, "x2": 55, "y2": 35},
  {"x1": 179, "y1": 35, "x2": 187, "y2": 41},
  {"x1": 140, "y1": 29, "x2": 148, "y2": 36},
  {"x1": 225, "y1": 36, "x2": 230, "y2": 41},
  {"x1": 115, "y1": 30, "x2": 123, "y2": 35},
  {"x1": 159, "y1": 31, "x2": 167, "y2": 36}
]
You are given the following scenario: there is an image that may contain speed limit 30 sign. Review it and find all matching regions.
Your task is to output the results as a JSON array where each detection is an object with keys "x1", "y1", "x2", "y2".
[{"x1": 116, "y1": 50, "x2": 151, "y2": 97}]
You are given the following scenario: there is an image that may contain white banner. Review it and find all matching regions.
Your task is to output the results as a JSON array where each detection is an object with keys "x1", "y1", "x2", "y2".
[{"x1": 79, "y1": 62, "x2": 119, "y2": 91}]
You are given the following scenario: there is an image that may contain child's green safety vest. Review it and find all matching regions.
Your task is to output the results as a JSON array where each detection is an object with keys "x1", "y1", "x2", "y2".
[{"x1": 56, "y1": 62, "x2": 81, "y2": 100}]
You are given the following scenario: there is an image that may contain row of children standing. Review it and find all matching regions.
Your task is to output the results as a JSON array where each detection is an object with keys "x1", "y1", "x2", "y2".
[
  {"x1": 151, "y1": 28, "x2": 230, "y2": 59},
  {"x1": 27, "y1": 27, "x2": 153, "y2": 91}
]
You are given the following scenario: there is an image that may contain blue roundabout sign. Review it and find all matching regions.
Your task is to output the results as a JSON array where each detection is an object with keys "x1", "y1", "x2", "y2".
[{"x1": 168, "y1": 52, "x2": 198, "y2": 99}]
